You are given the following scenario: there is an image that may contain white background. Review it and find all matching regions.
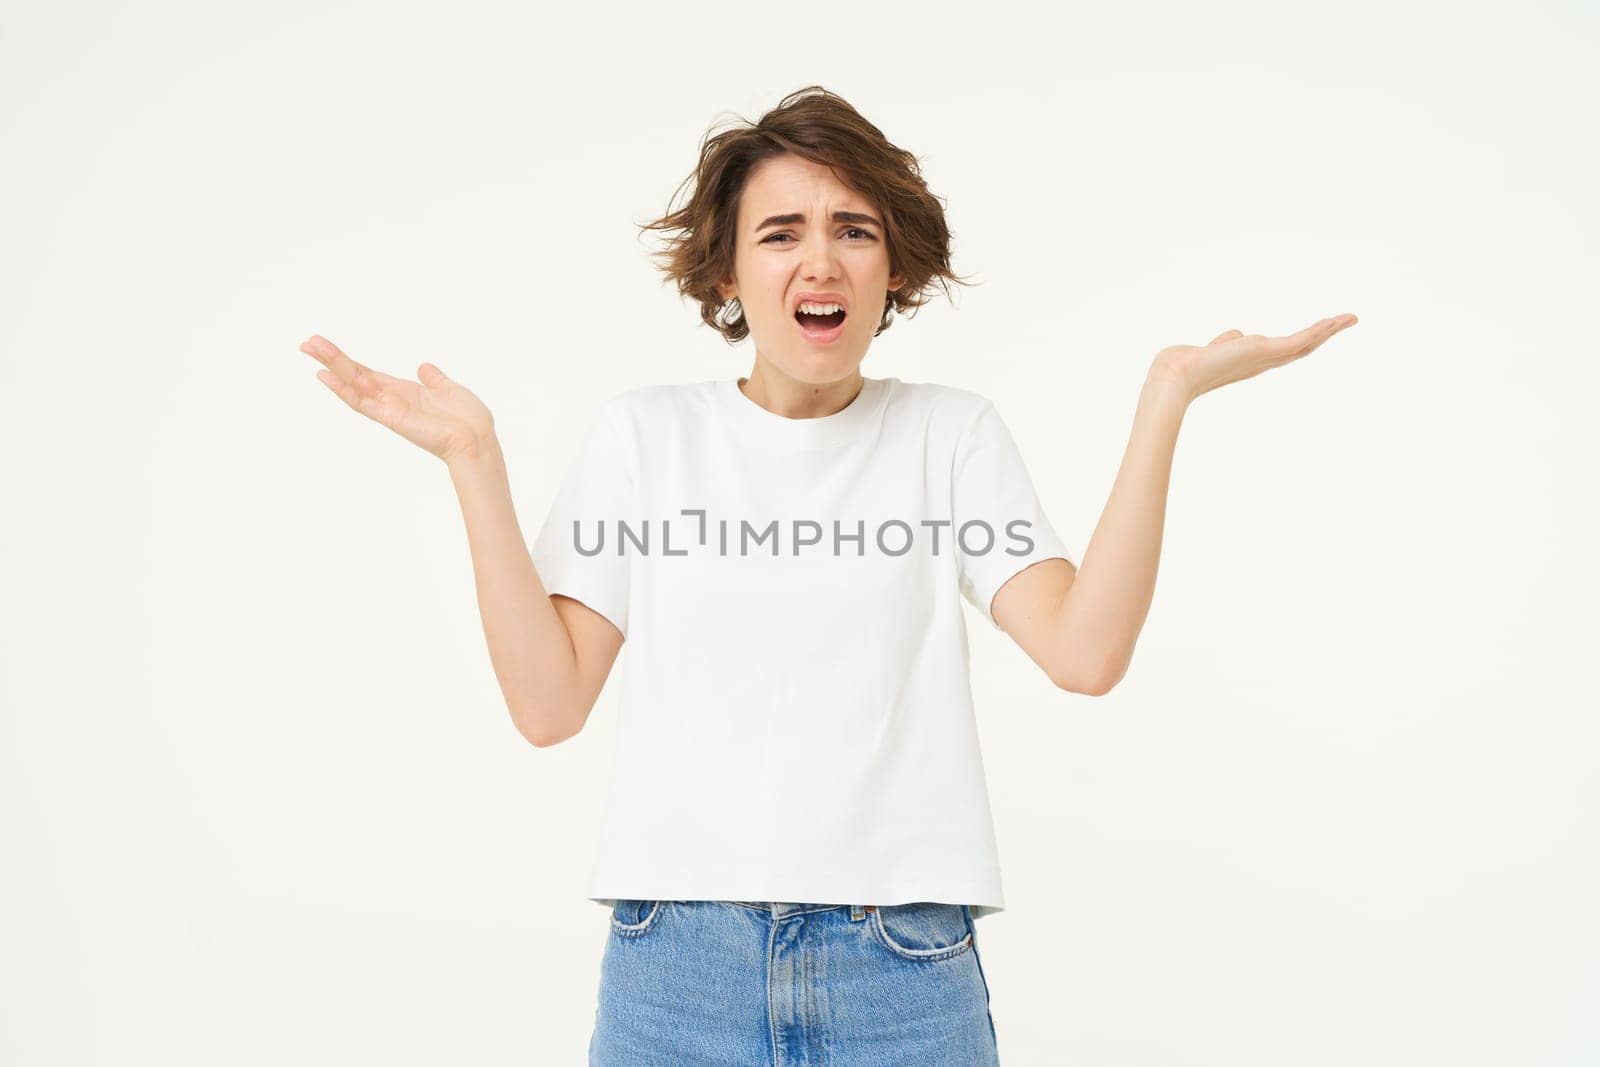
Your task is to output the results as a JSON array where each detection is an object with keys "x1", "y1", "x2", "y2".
[{"x1": 4, "y1": 1, "x2": 1596, "y2": 1063}]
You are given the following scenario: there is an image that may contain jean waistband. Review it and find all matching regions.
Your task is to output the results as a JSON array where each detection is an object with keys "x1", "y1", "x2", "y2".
[{"x1": 725, "y1": 901, "x2": 878, "y2": 920}]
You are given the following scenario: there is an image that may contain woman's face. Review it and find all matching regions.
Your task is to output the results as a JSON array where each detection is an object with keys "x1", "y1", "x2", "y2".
[{"x1": 718, "y1": 153, "x2": 904, "y2": 385}]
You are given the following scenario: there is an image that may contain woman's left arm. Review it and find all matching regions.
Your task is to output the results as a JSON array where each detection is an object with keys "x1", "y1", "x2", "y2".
[{"x1": 992, "y1": 315, "x2": 1359, "y2": 696}]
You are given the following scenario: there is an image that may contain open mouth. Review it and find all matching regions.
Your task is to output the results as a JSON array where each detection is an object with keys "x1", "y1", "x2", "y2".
[
  {"x1": 794, "y1": 306, "x2": 848, "y2": 343},
  {"x1": 794, "y1": 307, "x2": 847, "y2": 330}
]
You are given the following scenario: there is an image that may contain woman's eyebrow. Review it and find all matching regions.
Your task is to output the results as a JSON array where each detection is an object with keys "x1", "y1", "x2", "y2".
[{"x1": 754, "y1": 210, "x2": 883, "y2": 232}]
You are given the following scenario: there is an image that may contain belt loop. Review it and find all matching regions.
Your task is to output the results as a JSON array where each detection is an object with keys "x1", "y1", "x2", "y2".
[{"x1": 851, "y1": 903, "x2": 865, "y2": 921}]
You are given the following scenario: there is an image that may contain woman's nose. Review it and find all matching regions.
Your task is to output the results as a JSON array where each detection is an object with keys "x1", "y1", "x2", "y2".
[{"x1": 800, "y1": 233, "x2": 841, "y2": 280}]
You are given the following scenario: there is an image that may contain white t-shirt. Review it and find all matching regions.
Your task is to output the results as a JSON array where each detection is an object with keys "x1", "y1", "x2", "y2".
[{"x1": 529, "y1": 375, "x2": 1073, "y2": 920}]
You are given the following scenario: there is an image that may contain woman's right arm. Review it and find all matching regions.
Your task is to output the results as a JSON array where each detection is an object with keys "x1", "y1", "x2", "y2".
[
  {"x1": 447, "y1": 442, "x2": 623, "y2": 746},
  {"x1": 301, "y1": 334, "x2": 619, "y2": 747}
]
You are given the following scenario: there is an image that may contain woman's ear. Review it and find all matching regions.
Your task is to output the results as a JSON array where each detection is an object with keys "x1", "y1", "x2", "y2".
[
  {"x1": 887, "y1": 271, "x2": 905, "y2": 294},
  {"x1": 716, "y1": 278, "x2": 737, "y2": 304}
]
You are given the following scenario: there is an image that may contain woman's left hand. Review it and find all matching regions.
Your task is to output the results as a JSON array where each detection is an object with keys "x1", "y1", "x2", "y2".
[{"x1": 1151, "y1": 313, "x2": 1358, "y2": 403}]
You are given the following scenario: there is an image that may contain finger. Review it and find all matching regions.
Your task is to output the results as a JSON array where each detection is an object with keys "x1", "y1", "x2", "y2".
[
  {"x1": 300, "y1": 335, "x2": 376, "y2": 390},
  {"x1": 1292, "y1": 320, "x2": 1331, "y2": 346},
  {"x1": 300, "y1": 335, "x2": 370, "y2": 386},
  {"x1": 300, "y1": 333, "x2": 356, "y2": 370},
  {"x1": 417, "y1": 362, "x2": 450, "y2": 389},
  {"x1": 300, "y1": 335, "x2": 387, "y2": 399},
  {"x1": 1304, "y1": 314, "x2": 1358, "y2": 337},
  {"x1": 1262, "y1": 315, "x2": 1354, "y2": 365},
  {"x1": 1208, "y1": 329, "x2": 1244, "y2": 345},
  {"x1": 316, "y1": 366, "x2": 360, "y2": 410},
  {"x1": 315, "y1": 369, "x2": 355, "y2": 407},
  {"x1": 315, "y1": 367, "x2": 399, "y2": 428}
]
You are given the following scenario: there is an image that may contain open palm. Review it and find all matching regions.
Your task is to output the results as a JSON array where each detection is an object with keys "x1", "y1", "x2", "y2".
[
  {"x1": 1157, "y1": 314, "x2": 1359, "y2": 402},
  {"x1": 300, "y1": 334, "x2": 494, "y2": 464}
]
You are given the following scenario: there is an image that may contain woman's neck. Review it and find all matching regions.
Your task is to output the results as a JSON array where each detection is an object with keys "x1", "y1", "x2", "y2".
[{"x1": 738, "y1": 358, "x2": 864, "y2": 420}]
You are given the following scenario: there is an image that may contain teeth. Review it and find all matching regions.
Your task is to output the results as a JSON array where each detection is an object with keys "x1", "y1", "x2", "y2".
[{"x1": 797, "y1": 302, "x2": 843, "y2": 315}]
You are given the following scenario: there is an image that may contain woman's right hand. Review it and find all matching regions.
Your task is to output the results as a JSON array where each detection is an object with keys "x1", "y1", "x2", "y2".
[{"x1": 301, "y1": 334, "x2": 496, "y2": 465}]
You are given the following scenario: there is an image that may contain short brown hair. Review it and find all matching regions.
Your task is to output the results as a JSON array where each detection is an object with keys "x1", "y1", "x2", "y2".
[{"x1": 637, "y1": 85, "x2": 975, "y2": 344}]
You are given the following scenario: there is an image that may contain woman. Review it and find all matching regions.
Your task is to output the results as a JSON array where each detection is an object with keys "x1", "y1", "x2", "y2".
[{"x1": 301, "y1": 86, "x2": 1356, "y2": 1064}]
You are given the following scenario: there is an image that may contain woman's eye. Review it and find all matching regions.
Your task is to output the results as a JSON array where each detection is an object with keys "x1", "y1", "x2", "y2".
[{"x1": 762, "y1": 229, "x2": 876, "y2": 245}]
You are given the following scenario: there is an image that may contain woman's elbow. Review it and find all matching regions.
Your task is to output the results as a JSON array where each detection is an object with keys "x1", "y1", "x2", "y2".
[
  {"x1": 510, "y1": 701, "x2": 584, "y2": 748},
  {"x1": 1054, "y1": 673, "x2": 1113, "y2": 697},
  {"x1": 1053, "y1": 656, "x2": 1126, "y2": 697}
]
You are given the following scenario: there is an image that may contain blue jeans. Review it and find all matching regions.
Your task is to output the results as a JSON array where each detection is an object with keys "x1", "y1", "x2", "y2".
[{"x1": 589, "y1": 899, "x2": 1001, "y2": 1065}]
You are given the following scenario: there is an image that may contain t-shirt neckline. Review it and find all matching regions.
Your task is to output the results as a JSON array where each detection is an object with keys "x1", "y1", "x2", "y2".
[{"x1": 714, "y1": 375, "x2": 890, "y2": 452}]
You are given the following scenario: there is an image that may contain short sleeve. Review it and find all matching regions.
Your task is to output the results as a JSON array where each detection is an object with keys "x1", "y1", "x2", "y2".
[
  {"x1": 952, "y1": 401, "x2": 1075, "y2": 631},
  {"x1": 528, "y1": 399, "x2": 634, "y2": 638}
]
